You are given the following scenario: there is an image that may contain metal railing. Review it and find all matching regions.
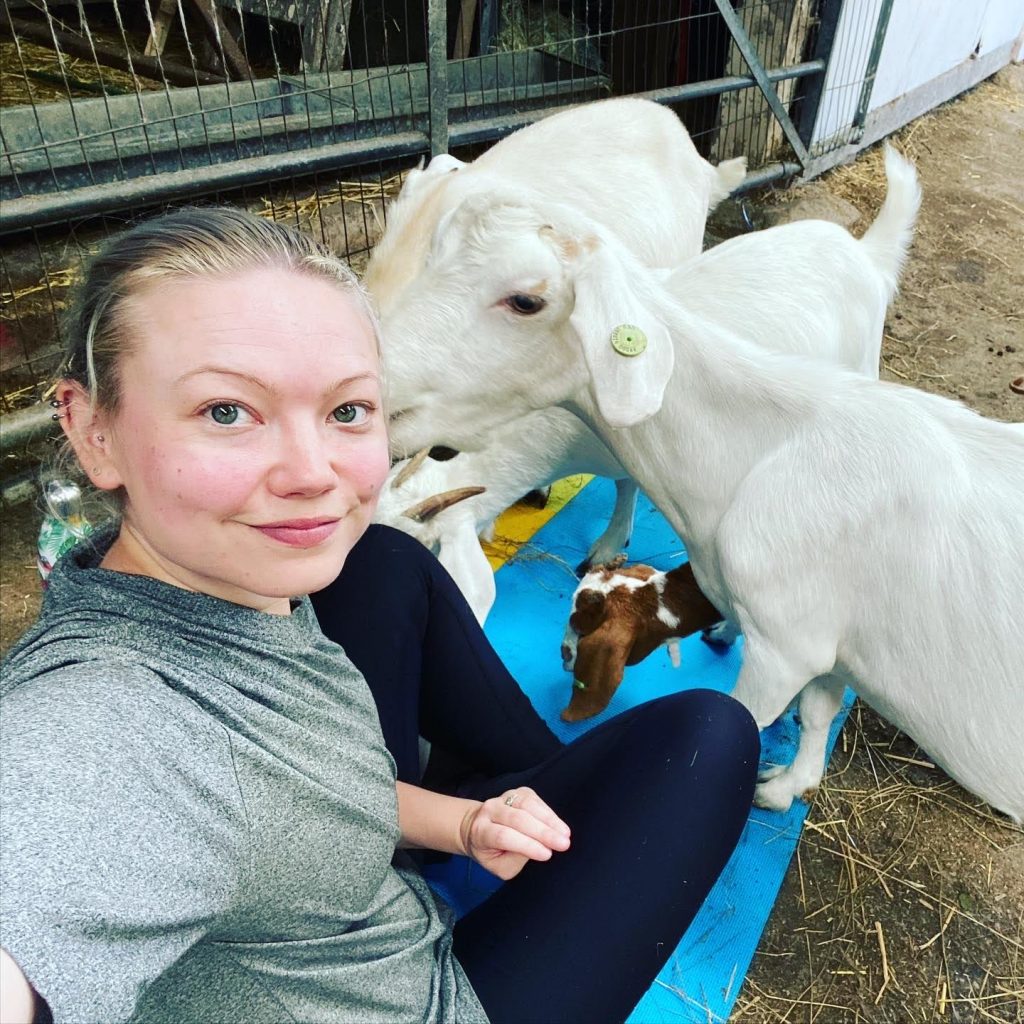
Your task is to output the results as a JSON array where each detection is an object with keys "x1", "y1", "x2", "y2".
[{"x1": 2, "y1": 0, "x2": 868, "y2": 493}]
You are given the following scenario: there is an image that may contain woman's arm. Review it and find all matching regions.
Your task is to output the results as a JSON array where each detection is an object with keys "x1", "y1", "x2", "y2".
[
  {"x1": 1, "y1": 948, "x2": 39, "y2": 1024},
  {"x1": 396, "y1": 782, "x2": 571, "y2": 881}
]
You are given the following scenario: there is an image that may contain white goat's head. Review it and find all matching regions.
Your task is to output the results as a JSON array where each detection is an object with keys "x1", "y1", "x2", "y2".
[
  {"x1": 381, "y1": 191, "x2": 675, "y2": 455},
  {"x1": 373, "y1": 450, "x2": 495, "y2": 623}
]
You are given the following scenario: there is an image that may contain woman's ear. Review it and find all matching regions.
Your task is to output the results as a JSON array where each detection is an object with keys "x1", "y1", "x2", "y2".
[{"x1": 56, "y1": 380, "x2": 123, "y2": 491}]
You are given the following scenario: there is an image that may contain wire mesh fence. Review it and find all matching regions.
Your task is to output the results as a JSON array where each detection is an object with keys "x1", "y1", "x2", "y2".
[{"x1": 1, "y1": 0, "x2": 876, "y2": 494}]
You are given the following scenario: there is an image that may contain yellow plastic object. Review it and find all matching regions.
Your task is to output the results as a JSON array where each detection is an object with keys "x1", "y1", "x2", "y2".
[{"x1": 482, "y1": 474, "x2": 594, "y2": 571}]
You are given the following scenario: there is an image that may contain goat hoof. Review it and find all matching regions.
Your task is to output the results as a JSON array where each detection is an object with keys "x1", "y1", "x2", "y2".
[
  {"x1": 574, "y1": 557, "x2": 592, "y2": 578},
  {"x1": 800, "y1": 786, "x2": 819, "y2": 804},
  {"x1": 519, "y1": 487, "x2": 551, "y2": 510},
  {"x1": 701, "y1": 623, "x2": 736, "y2": 650},
  {"x1": 753, "y1": 774, "x2": 799, "y2": 812}
]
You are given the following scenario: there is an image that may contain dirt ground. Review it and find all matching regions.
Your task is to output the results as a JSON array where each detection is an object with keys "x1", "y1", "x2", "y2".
[{"x1": 1, "y1": 62, "x2": 1022, "y2": 1023}]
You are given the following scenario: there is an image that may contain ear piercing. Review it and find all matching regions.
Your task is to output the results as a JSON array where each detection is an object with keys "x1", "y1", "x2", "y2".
[{"x1": 49, "y1": 397, "x2": 67, "y2": 422}]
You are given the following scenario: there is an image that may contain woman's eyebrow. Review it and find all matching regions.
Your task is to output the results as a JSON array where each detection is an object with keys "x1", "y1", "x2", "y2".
[{"x1": 174, "y1": 367, "x2": 379, "y2": 397}]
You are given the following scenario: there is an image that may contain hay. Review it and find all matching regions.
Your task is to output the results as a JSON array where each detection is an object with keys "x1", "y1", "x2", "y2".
[
  {"x1": 732, "y1": 702, "x2": 1024, "y2": 1022},
  {"x1": 0, "y1": 38, "x2": 155, "y2": 107},
  {"x1": 253, "y1": 173, "x2": 405, "y2": 230},
  {"x1": 494, "y1": 0, "x2": 604, "y2": 73}
]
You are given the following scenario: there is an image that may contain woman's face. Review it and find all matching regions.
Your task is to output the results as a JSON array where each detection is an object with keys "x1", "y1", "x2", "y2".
[{"x1": 83, "y1": 266, "x2": 390, "y2": 613}]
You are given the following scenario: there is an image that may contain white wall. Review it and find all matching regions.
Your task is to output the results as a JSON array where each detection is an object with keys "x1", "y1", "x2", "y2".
[{"x1": 809, "y1": 0, "x2": 1024, "y2": 155}]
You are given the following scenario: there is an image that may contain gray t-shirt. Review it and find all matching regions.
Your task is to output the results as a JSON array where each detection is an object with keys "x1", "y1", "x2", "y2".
[{"x1": 0, "y1": 530, "x2": 487, "y2": 1024}]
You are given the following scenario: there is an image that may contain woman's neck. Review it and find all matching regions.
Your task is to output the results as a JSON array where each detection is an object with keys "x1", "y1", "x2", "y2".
[{"x1": 101, "y1": 523, "x2": 294, "y2": 616}]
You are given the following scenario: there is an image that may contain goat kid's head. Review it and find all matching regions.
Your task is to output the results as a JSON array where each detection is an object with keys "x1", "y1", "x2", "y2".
[
  {"x1": 560, "y1": 563, "x2": 670, "y2": 723},
  {"x1": 380, "y1": 190, "x2": 675, "y2": 456}
]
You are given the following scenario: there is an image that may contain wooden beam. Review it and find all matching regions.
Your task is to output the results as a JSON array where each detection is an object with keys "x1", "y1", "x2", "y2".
[
  {"x1": 144, "y1": 0, "x2": 179, "y2": 58},
  {"x1": 453, "y1": 0, "x2": 477, "y2": 60},
  {"x1": 186, "y1": 0, "x2": 253, "y2": 80},
  {"x1": 0, "y1": 12, "x2": 227, "y2": 87}
]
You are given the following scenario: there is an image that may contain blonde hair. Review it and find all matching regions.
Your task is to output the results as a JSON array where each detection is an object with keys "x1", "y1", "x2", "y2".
[{"x1": 63, "y1": 205, "x2": 382, "y2": 411}]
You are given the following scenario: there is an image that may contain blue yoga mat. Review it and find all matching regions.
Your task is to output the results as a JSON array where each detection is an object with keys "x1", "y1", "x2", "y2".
[{"x1": 425, "y1": 476, "x2": 853, "y2": 1022}]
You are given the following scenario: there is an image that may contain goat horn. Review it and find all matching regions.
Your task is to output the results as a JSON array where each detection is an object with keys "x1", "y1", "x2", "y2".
[
  {"x1": 392, "y1": 447, "x2": 432, "y2": 489},
  {"x1": 402, "y1": 486, "x2": 486, "y2": 523}
]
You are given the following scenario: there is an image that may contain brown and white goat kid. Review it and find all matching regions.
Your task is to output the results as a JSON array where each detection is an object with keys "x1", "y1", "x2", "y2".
[{"x1": 560, "y1": 560, "x2": 723, "y2": 722}]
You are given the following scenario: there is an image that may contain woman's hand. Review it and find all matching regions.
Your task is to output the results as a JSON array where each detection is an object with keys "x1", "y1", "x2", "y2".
[{"x1": 458, "y1": 787, "x2": 571, "y2": 880}]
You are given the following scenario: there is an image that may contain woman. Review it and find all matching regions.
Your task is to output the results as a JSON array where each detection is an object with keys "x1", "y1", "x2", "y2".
[{"x1": 0, "y1": 208, "x2": 759, "y2": 1024}]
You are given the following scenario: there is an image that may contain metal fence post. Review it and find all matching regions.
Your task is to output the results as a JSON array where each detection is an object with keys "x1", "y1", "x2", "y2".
[
  {"x1": 795, "y1": 0, "x2": 845, "y2": 152},
  {"x1": 851, "y1": 0, "x2": 895, "y2": 140},
  {"x1": 426, "y1": 0, "x2": 449, "y2": 157}
]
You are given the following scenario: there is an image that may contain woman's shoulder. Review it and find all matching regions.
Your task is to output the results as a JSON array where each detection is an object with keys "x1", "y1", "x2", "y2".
[
  {"x1": 2, "y1": 655, "x2": 234, "y2": 765},
  {"x1": 1, "y1": 656, "x2": 247, "y2": 848}
]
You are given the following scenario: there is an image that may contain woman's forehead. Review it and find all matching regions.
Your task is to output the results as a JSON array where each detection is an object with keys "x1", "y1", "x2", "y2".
[{"x1": 122, "y1": 267, "x2": 379, "y2": 378}]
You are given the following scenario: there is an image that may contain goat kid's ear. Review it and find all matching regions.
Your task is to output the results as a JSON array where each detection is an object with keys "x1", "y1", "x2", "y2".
[{"x1": 567, "y1": 237, "x2": 674, "y2": 428}]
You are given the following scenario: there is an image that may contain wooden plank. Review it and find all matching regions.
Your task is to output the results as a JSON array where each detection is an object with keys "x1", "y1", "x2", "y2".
[
  {"x1": 0, "y1": 12, "x2": 227, "y2": 87},
  {"x1": 453, "y1": 0, "x2": 477, "y2": 60},
  {"x1": 300, "y1": 0, "x2": 354, "y2": 72},
  {"x1": 711, "y1": 0, "x2": 814, "y2": 164},
  {"x1": 144, "y1": 0, "x2": 178, "y2": 59},
  {"x1": 187, "y1": 0, "x2": 253, "y2": 80}
]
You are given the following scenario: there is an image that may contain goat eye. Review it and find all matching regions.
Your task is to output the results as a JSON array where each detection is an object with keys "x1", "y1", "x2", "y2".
[{"x1": 505, "y1": 293, "x2": 546, "y2": 315}]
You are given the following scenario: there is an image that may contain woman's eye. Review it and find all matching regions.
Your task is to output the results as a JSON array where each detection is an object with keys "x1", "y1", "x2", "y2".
[
  {"x1": 505, "y1": 293, "x2": 546, "y2": 315},
  {"x1": 208, "y1": 403, "x2": 242, "y2": 425},
  {"x1": 332, "y1": 404, "x2": 368, "y2": 425}
]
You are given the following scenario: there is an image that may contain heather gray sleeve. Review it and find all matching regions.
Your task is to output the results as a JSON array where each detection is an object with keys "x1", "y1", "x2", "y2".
[{"x1": 0, "y1": 664, "x2": 249, "y2": 1024}]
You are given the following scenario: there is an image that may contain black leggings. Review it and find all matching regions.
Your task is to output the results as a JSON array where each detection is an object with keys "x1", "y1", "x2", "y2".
[{"x1": 311, "y1": 525, "x2": 759, "y2": 1024}]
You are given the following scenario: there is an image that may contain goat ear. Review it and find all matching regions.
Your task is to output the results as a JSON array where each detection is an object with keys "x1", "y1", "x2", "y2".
[
  {"x1": 570, "y1": 589, "x2": 606, "y2": 636},
  {"x1": 562, "y1": 621, "x2": 632, "y2": 722},
  {"x1": 566, "y1": 236, "x2": 674, "y2": 428}
]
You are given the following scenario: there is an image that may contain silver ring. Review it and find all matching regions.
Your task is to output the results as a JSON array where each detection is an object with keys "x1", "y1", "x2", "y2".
[{"x1": 504, "y1": 791, "x2": 519, "y2": 807}]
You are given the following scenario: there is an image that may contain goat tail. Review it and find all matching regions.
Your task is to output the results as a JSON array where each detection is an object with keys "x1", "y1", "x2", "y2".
[
  {"x1": 859, "y1": 143, "x2": 922, "y2": 297},
  {"x1": 707, "y1": 156, "x2": 748, "y2": 210}
]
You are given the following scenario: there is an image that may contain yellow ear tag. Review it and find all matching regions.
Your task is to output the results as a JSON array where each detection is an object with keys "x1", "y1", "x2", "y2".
[{"x1": 610, "y1": 323, "x2": 647, "y2": 357}]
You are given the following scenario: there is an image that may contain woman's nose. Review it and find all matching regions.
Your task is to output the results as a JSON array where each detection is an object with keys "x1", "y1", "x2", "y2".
[{"x1": 267, "y1": 426, "x2": 338, "y2": 498}]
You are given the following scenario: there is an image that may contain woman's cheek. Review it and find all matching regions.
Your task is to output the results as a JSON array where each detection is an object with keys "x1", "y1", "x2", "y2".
[{"x1": 158, "y1": 452, "x2": 259, "y2": 509}]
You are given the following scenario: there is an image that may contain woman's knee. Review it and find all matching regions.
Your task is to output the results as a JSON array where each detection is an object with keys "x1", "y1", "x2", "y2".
[{"x1": 626, "y1": 689, "x2": 760, "y2": 778}]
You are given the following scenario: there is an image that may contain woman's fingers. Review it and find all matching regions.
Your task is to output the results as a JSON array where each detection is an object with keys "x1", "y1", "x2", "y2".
[{"x1": 501, "y1": 787, "x2": 571, "y2": 842}]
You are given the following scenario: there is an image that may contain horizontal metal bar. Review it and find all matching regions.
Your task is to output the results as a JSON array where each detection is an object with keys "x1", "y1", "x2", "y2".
[
  {"x1": 628, "y1": 60, "x2": 824, "y2": 109},
  {"x1": 449, "y1": 61, "x2": 826, "y2": 148},
  {"x1": 0, "y1": 130, "x2": 428, "y2": 235},
  {"x1": 0, "y1": 58, "x2": 824, "y2": 235},
  {"x1": 730, "y1": 160, "x2": 803, "y2": 193},
  {"x1": 0, "y1": 402, "x2": 56, "y2": 452}
]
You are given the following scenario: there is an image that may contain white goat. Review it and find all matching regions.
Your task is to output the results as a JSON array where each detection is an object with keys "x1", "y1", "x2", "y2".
[
  {"x1": 378, "y1": 146, "x2": 1024, "y2": 823},
  {"x1": 374, "y1": 408, "x2": 628, "y2": 623},
  {"x1": 367, "y1": 96, "x2": 747, "y2": 317},
  {"x1": 369, "y1": 97, "x2": 747, "y2": 594}
]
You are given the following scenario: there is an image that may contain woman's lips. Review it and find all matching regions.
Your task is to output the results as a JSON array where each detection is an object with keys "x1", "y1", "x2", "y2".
[{"x1": 253, "y1": 519, "x2": 340, "y2": 548}]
